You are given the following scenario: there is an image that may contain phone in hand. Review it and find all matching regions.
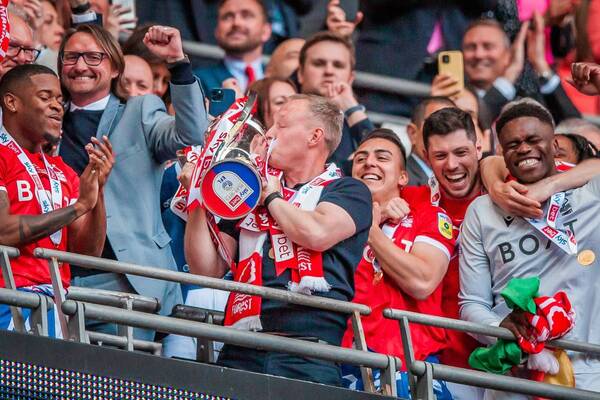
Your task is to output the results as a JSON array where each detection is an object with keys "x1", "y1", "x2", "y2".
[
  {"x1": 208, "y1": 88, "x2": 236, "y2": 117},
  {"x1": 110, "y1": 0, "x2": 136, "y2": 31},
  {"x1": 338, "y1": 0, "x2": 359, "y2": 21},
  {"x1": 438, "y1": 50, "x2": 464, "y2": 93}
]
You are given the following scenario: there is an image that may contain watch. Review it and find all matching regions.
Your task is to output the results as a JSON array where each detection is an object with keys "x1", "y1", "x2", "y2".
[
  {"x1": 344, "y1": 104, "x2": 366, "y2": 119},
  {"x1": 166, "y1": 54, "x2": 190, "y2": 67},
  {"x1": 538, "y1": 69, "x2": 554, "y2": 85}
]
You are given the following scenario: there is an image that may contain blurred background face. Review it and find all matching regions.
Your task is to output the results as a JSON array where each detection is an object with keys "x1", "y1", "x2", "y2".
[
  {"x1": 453, "y1": 89, "x2": 484, "y2": 144},
  {"x1": 215, "y1": 0, "x2": 271, "y2": 56},
  {"x1": 149, "y1": 62, "x2": 170, "y2": 97},
  {"x1": 352, "y1": 138, "x2": 407, "y2": 204},
  {"x1": 298, "y1": 41, "x2": 353, "y2": 96},
  {"x1": 118, "y1": 55, "x2": 153, "y2": 98},
  {"x1": 40, "y1": 1, "x2": 65, "y2": 51},
  {"x1": 426, "y1": 129, "x2": 481, "y2": 200},
  {"x1": 499, "y1": 117, "x2": 556, "y2": 184},
  {"x1": 554, "y1": 134, "x2": 579, "y2": 164},
  {"x1": 0, "y1": 15, "x2": 35, "y2": 78},
  {"x1": 265, "y1": 38, "x2": 305, "y2": 78},
  {"x1": 409, "y1": 102, "x2": 450, "y2": 161},
  {"x1": 263, "y1": 81, "x2": 296, "y2": 128},
  {"x1": 462, "y1": 26, "x2": 511, "y2": 89}
]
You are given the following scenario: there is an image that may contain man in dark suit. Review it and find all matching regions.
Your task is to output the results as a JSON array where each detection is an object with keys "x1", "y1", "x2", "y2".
[
  {"x1": 194, "y1": 0, "x2": 272, "y2": 95},
  {"x1": 354, "y1": 1, "x2": 495, "y2": 117},
  {"x1": 405, "y1": 97, "x2": 456, "y2": 187},
  {"x1": 462, "y1": 17, "x2": 580, "y2": 127}
]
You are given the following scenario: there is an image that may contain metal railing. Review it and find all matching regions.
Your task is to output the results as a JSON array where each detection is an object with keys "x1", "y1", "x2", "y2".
[
  {"x1": 61, "y1": 299, "x2": 399, "y2": 396},
  {"x1": 385, "y1": 308, "x2": 600, "y2": 400}
]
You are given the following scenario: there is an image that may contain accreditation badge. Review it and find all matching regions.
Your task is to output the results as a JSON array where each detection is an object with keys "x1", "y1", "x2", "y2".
[{"x1": 438, "y1": 212, "x2": 453, "y2": 240}]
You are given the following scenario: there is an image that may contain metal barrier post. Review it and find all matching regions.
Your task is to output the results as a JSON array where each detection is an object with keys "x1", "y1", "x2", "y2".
[
  {"x1": 29, "y1": 294, "x2": 50, "y2": 337},
  {"x1": 46, "y1": 257, "x2": 70, "y2": 338},
  {"x1": 0, "y1": 247, "x2": 26, "y2": 332},
  {"x1": 67, "y1": 300, "x2": 88, "y2": 344},
  {"x1": 415, "y1": 362, "x2": 434, "y2": 400},
  {"x1": 117, "y1": 297, "x2": 134, "y2": 352},
  {"x1": 399, "y1": 316, "x2": 418, "y2": 396},
  {"x1": 380, "y1": 355, "x2": 397, "y2": 398},
  {"x1": 196, "y1": 312, "x2": 217, "y2": 363},
  {"x1": 350, "y1": 310, "x2": 376, "y2": 393}
]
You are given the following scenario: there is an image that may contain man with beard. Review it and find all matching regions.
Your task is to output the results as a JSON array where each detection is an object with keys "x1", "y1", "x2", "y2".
[
  {"x1": 460, "y1": 98, "x2": 600, "y2": 398},
  {"x1": 194, "y1": 0, "x2": 272, "y2": 94},
  {"x1": 342, "y1": 129, "x2": 455, "y2": 399}
]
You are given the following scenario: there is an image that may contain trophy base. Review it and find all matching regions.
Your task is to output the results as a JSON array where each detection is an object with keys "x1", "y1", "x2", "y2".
[{"x1": 201, "y1": 160, "x2": 262, "y2": 220}]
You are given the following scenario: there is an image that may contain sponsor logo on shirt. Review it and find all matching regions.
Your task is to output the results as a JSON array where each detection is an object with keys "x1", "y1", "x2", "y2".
[{"x1": 438, "y1": 212, "x2": 453, "y2": 240}]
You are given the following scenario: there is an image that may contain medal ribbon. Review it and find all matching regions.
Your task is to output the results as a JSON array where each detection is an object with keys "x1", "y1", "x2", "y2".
[
  {"x1": 0, "y1": 129, "x2": 63, "y2": 246},
  {"x1": 525, "y1": 192, "x2": 577, "y2": 255}
]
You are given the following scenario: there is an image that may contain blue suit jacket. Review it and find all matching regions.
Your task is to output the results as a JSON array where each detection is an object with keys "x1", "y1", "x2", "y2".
[
  {"x1": 194, "y1": 61, "x2": 234, "y2": 96},
  {"x1": 61, "y1": 79, "x2": 208, "y2": 316}
]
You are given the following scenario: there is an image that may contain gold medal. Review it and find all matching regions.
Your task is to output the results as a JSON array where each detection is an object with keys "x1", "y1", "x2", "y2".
[
  {"x1": 268, "y1": 248, "x2": 274, "y2": 259},
  {"x1": 373, "y1": 270, "x2": 383, "y2": 285},
  {"x1": 577, "y1": 250, "x2": 595, "y2": 266}
]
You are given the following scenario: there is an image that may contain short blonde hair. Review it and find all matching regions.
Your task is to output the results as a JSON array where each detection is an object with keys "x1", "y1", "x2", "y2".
[{"x1": 288, "y1": 94, "x2": 343, "y2": 156}]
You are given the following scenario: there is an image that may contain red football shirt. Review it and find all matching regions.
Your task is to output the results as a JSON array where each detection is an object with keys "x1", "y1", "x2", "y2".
[
  {"x1": 342, "y1": 201, "x2": 456, "y2": 368},
  {"x1": 0, "y1": 145, "x2": 79, "y2": 288},
  {"x1": 403, "y1": 185, "x2": 481, "y2": 368}
]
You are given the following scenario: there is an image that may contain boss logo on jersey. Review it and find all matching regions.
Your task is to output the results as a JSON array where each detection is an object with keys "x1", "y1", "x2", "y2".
[
  {"x1": 498, "y1": 221, "x2": 576, "y2": 263},
  {"x1": 438, "y1": 213, "x2": 453, "y2": 240}
]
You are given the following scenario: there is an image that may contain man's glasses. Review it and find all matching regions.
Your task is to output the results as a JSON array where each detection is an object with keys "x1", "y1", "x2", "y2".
[
  {"x1": 7, "y1": 43, "x2": 41, "y2": 62},
  {"x1": 61, "y1": 51, "x2": 108, "y2": 66}
]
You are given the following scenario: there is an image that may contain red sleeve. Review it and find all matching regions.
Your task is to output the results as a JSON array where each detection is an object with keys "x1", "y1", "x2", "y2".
[
  {"x1": 401, "y1": 185, "x2": 430, "y2": 206},
  {"x1": 59, "y1": 159, "x2": 79, "y2": 201},
  {"x1": 412, "y1": 204, "x2": 456, "y2": 260},
  {"x1": 0, "y1": 153, "x2": 7, "y2": 192}
]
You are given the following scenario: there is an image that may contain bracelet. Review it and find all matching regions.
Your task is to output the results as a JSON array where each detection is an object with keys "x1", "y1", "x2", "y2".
[
  {"x1": 166, "y1": 54, "x2": 190, "y2": 67},
  {"x1": 344, "y1": 104, "x2": 366, "y2": 119},
  {"x1": 71, "y1": 2, "x2": 91, "y2": 14},
  {"x1": 264, "y1": 192, "x2": 283, "y2": 209}
]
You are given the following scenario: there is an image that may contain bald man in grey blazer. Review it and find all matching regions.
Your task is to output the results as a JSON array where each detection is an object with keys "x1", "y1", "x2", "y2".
[{"x1": 58, "y1": 24, "x2": 208, "y2": 340}]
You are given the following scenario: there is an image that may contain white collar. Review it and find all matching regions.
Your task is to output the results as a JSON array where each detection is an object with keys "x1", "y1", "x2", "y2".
[
  {"x1": 223, "y1": 56, "x2": 263, "y2": 75},
  {"x1": 70, "y1": 94, "x2": 111, "y2": 112}
]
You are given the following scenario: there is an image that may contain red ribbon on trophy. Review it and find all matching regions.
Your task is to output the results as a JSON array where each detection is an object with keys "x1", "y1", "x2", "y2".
[{"x1": 0, "y1": 0, "x2": 10, "y2": 61}]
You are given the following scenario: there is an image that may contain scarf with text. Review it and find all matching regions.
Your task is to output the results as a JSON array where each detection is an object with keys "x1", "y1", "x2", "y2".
[{"x1": 224, "y1": 163, "x2": 341, "y2": 330}]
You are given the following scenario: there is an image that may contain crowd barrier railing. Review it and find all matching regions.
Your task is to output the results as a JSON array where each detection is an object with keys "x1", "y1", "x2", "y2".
[
  {"x1": 181, "y1": 40, "x2": 600, "y2": 127},
  {"x1": 33, "y1": 247, "x2": 385, "y2": 394},
  {"x1": 384, "y1": 308, "x2": 600, "y2": 400}
]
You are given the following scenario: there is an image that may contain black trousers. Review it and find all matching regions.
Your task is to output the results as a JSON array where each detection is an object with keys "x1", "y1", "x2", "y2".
[{"x1": 217, "y1": 344, "x2": 342, "y2": 387}]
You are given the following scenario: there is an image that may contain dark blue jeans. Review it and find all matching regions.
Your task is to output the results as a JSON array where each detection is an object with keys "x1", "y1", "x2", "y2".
[{"x1": 217, "y1": 344, "x2": 342, "y2": 387}]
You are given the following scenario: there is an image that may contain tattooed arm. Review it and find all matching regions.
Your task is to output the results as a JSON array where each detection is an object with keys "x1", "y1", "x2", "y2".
[{"x1": 0, "y1": 158, "x2": 102, "y2": 248}]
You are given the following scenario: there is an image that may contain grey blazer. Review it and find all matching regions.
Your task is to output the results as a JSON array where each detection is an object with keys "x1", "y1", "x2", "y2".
[
  {"x1": 406, "y1": 154, "x2": 430, "y2": 187},
  {"x1": 85, "y1": 81, "x2": 207, "y2": 315}
]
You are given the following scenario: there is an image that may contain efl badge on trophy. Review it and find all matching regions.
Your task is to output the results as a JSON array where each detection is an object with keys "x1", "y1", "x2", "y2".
[{"x1": 200, "y1": 92, "x2": 266, "y2": 220}]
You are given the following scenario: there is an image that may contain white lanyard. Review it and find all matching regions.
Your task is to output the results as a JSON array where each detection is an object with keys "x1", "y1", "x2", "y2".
[
  {"x1": 0, "y1": 129, "x2": 63, "y2": 245},
  {"x1": 525, "y1": 192, "x2": 577, "y2": 255}
]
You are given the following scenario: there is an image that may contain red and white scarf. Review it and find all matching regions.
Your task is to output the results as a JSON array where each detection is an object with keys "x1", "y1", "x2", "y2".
[{"x1": 224, "y1": 163, "x2": 342, "y2": 330}]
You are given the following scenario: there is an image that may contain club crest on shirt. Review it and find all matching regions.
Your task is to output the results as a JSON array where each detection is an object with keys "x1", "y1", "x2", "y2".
[{"x1": 438, "y1": 212, "x2": 453, "y2": 240}]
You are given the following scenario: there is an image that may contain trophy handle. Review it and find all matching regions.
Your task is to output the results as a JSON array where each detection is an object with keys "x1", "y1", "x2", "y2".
[{"x1": 217, "y1": 91, "x2": 259, "y2": 159}]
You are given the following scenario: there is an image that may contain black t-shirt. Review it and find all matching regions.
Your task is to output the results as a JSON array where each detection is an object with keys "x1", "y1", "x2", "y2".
[{"x1": 219, "y1": 177, "x2": 372, "y2": 345}]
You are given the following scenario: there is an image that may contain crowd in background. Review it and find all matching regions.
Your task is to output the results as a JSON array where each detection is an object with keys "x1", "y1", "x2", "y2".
[{"x1": 1, "y1": 0, "x2": 600, "y2": 399}]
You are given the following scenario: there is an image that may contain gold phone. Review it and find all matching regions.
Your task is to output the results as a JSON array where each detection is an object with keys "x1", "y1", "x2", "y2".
[{"x1": 438, "y1": 51, "x2": 464, "y2": 93}]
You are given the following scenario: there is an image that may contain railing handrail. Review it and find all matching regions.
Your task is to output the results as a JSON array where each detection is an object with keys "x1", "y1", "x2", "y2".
[
  {"x1": 0, "y1": 245, "x2": 20, "y2": 259},
  {"x1": 34, "y1": 248, "x2": 371, "y2": 316},
  {"x1": 0, "y1": 287, "x2": 42, "y2": 309},
  {"x1": 383, "y1": 308, "x2": 600, "y2": 355},
  {"x1": 67, "y1": 286, "x2": 160, "y2": 313},
  {"x1": 412, "y1": 360, "x2": 600, "y2": 400},
  {"x1": 61, "y1": 300, "x2": 394, "y2": 370}
]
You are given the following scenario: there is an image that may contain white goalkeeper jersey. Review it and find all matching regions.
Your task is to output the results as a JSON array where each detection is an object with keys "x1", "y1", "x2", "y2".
[{"x1": 459, "y1": 174, "x2": 600, "y2": 373}]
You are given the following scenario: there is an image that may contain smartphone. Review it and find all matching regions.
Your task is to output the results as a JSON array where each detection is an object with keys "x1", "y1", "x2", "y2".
[
  {"x1": 209, "y1": 88, "x2": 236, "y2": 117},
  {"x1": 110, "y1": 0, "x2": 136, "y2": 30},
  {"x1": 438, "y1": 50, "x2": 464, "y2": 93},
  {"x1": 338, "y1": 0, "x2": 359, "y2": 22}
]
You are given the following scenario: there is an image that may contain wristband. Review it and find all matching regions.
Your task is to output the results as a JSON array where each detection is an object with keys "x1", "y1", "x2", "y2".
[
  {"x1": 264, "y1": 192, "x2": 283, "y2": 209},
  {"x1": 71, "y1": 2, "x2": 91, "y2": 14},
  {"x1": 344, "y1": 104, "x2": 366, "y2": 119}
]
